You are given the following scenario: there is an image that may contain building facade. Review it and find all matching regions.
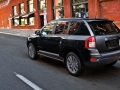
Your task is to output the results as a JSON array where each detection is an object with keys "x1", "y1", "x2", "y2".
[{"x1": 0, "y1": 0, "x2": 120, "y2": 30}]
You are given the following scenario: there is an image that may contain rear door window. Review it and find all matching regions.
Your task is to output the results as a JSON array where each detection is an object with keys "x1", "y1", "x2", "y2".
[
  {"x1": 69, "y1": 22, "x2": 90, "y2": 35},
  {"x1": 89, "y1": 21, "x2": 120, "y2": 35},
  {"x1": 55, "y1": 21, "x2": 69, "y2": 34},
  {"x1": 69, "y1": 22, "x2": 80, "y2": 35}
]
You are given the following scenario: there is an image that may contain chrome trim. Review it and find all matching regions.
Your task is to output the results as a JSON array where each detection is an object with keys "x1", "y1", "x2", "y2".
[
  {"x1": 68, "y1": 35, "x2": 89, "y2": 40},
  {"x1": 38, "y1": 53, "x2": 64, "y2": 62},
  {"x1": 52, "y1": 35, "x2": 69, "y2": 39},
  {"x1": 39, "y1": 50, "x2": 59, "y2": 56},
  {"x1": 88, "y1": 49, "x2": 100, "y2": 56},
  {"x1": 38, "y1": 50, "x2": 64, "y2": 62},
  {"x1": 83, "y1": 21, "x2": 94, "y2": 36}
]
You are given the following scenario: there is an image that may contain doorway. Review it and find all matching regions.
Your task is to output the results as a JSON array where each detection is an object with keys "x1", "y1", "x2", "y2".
[{"x1": 40, "y1": 15, "x2": 44, "y2": 28}]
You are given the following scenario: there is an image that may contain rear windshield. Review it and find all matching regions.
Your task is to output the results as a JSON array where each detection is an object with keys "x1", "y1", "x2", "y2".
[{"x1": 88, "y1": 21, "x2": 120, "y2": 35}]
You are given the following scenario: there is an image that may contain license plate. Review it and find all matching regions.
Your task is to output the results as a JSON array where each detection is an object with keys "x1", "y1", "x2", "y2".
[{"x1": 110, "y1": 40, "x2": 118, "y2": 47}]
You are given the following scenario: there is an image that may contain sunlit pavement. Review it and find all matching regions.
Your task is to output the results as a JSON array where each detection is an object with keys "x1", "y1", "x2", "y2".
[
  {"x1": 0, "y1": 29, "x2": 36, "y2": 37},
  {"x1": 0, "y1": 33, "x2": 120, "y2": 90}
]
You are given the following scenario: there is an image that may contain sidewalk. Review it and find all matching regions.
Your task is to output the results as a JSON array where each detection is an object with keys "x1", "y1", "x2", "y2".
[{"x1": 0, "y1": 29, "x2": 36, "y2": 37}]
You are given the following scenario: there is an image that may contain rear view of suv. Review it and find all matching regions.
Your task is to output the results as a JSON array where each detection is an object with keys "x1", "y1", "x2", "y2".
[{"x1": 27, "y1": 18, "x2": 120, "y2": 76}]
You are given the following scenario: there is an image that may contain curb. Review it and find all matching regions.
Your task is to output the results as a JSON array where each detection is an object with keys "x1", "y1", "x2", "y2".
[{"x1": 0, "y1": 32, "x2": 28, "y2": 37}]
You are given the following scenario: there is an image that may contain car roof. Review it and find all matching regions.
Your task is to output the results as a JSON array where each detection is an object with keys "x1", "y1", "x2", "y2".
[{"x1": 52, "y1": 18, "x2": 113, "y2": 22}]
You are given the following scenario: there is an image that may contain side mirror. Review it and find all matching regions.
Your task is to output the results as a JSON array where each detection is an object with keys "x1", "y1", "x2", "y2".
[{"x1": 35, "y1": 30, "x2": 40, "y2": 35}]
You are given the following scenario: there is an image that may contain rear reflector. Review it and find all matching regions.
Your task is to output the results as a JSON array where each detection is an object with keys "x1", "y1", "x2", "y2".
[
  {"x1": 90, "y1": 57, "x2": 98, "y2": 62},
  {"x1": 85, "y1": 36, "x2": 96, "y2": 48}
]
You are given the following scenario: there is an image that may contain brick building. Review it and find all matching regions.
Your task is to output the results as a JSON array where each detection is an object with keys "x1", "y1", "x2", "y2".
[{"x1": 0, "y1": 0, "x2": 120, "y2": 30}]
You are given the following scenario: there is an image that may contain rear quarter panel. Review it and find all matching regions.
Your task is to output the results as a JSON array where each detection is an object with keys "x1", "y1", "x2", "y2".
[{"x1": 66, "y1": 35, "x2": 91, "y2": 63}]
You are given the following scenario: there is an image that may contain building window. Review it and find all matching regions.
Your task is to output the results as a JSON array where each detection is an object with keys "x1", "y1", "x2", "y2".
[
  {"x1": 28, "y1": 0, "x2": 34, "y2": 12},
  {"x1": 28, "y1": 17, "x2": 35, "y2": 25},
  {"x1": 12, "y1": 6, "x2": 18, "y2": 16},
  {"x1": 20, "y1": 18, "x2": 25, "y2": 26},
  {"x1": 72, "y1": 0, "x2": 88, "y2": 18},
  {"x1": 20, "y1": 3, "x2": 25, "y2": 15},
  {"x1": 38, "y1": 0, "x2": 46, "y2": 10},
  {"x1": 54, "y1": 0, "x2": 63, "y2": 6},
  {"x1": 13, "y1": 19, "x2": 19, "y2": 26},
  {"x1": 53, "y1": 0, "x2": 64, "y2": 19}
]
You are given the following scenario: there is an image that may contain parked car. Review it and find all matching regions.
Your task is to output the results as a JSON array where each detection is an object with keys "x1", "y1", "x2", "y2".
[{"x1": 27, "y1": 18, "x2": 120, "y2": 76}]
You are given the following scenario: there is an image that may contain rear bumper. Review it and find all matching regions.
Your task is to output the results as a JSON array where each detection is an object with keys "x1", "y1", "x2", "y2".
[{"x1": 85, "y1": 49, "x2": 120, "y2": 67}]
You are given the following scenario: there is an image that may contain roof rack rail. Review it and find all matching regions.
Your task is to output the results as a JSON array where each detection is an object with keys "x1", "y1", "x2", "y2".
[{"x1": 55, "y1": 17, "x2": 108, "y2": 19}]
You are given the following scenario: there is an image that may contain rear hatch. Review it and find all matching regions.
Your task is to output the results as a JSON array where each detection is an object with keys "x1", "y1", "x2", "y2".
[{"x1": 88, "y1": 20, "x2": 120, "y2": 53}]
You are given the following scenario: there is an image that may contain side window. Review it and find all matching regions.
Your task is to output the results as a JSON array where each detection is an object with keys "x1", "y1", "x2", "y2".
[
  {"x1": 55, "y1": 21, "x2": 69, "y2": 34},
  {"x1": 69, "y1": 22, "x2": 80, "y2": 35},
  {"x1": 41, "y1": 22, "x2": 55, "y2": 35},
  {"x1": 89, "y1": 21, "x2": 120, "y2": 35},
  {"x1": 74, "y1": 22, "x2": 90, "y2": 35}
]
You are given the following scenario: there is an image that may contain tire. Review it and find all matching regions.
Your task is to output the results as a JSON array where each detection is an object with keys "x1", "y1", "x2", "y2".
[
  {"x1": 28, "y1": 43, "x2": 39, "y2": 60},
  {"x1": 106, "y1": 60, "x2": 118, "y2": 67},
  {"x1": 65, "y1": 52, "x2": 84, "y2": 76}
]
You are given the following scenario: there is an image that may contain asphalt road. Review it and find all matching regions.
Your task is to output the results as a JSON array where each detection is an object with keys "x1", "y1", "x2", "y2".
[{"x1": 0, "y1": 34, "x2": 120, "y2": 90}]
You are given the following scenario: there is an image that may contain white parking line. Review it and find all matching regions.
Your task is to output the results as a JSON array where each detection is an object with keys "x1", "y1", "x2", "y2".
[{"x1": 14, "y1": 72, "x2": 43, "y2": 90}]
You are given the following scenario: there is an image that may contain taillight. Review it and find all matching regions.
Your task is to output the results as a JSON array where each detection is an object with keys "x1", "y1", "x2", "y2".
[{"x1": 85, "y1": 36, "x2": 96, "y2": 48}]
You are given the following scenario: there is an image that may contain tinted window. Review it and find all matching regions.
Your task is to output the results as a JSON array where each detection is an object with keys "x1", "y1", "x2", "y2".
[
  {"x1": 73, "y1": 22, "x2": 90, "y2": 35},
  {"x1": 69, "y1": 22, "x2": 80, "y2": 35},
  {"x1": 55, "y1": 21, "x2": 69, "y2": 34},
  {"x1": 41, "y1": 22, "x2": 55, "y2": 35},
  {"x1": 89, "y1": 21, "x2": 120, "y2": 35}
]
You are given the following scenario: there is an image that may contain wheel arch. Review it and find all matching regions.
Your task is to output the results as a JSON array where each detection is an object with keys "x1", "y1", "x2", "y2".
[
  {"x1": 27, "y1": 41, "x2": 37, "y2": 51},
  {"x1": 62, "y1": 47, "x2": 84, "y2": 65}
]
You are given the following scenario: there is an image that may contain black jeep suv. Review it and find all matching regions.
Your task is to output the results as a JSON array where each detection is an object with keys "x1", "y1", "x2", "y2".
[{"x1": 27, "y1": 18, "x2": 120, "y2": 76}]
